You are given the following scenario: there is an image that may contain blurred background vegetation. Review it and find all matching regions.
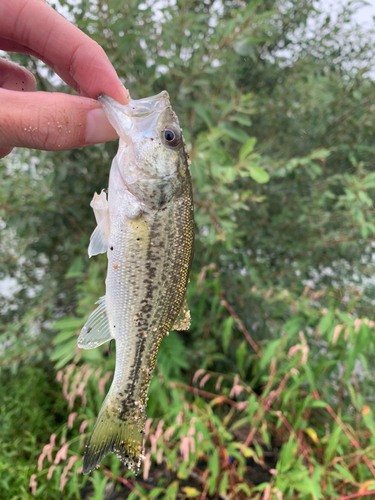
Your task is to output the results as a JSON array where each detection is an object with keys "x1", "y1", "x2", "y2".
[{"x1": 2, "y1": 0, "x2": 375, "y2": 498}]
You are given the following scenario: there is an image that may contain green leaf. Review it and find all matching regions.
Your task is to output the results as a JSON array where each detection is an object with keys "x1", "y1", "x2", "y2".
[
  {"x1": 234, "y1": 39, "x2": 257, "y2": 56},
  {"x1": 325, "y1": 424, "x2": 342, "y2": 465},
  {"x1": 259, "y1": 339, "x2": 281, "y2": 370},
  {"x1": 247, "y1": 393, "x2": 259, "y2": 422},
  {"x1": 149, "y1": 487, "x2": 166, "y2": 498},
  {"x1": 318, "y1": 311, "x2": 333, "y2": 336},
  {"x1": 277, "y1": 437, "x2": 298, "y2": 473},
  {"x1": 53, "y1": 329, "x2": 77, "y2": 345},
  {"x1": 207, "y1": 448, "x2": 220, "y2": 494},
  {"x1": 334, "y1": 463, "x2": 356, "y2": 483},
  {"x1": 181, "y1": 487, "x2": 201, "y2": 498},
  {"x1": 309, "y1": 148, "x2": 330, "y2": 160},
  {"x1": 221, "y1": 124, "x2": 250, "y2": 143},
  {"x1": 65, "y1": 256, "x2": 83, "y2": 279},
  {"x1": 234, "y1": 483, "x2": 252, "y2": 495},
  {"x1": 222, "y1": 316, "x2": 234, "y2": 353},
  {"x1": 219, "y1": 472, "x2": 229, "y2": 495},
  {"x1": 166, "y1": 481, "x2": 179, "y2": 499},
  {"x1": 52, "y1": 317, "x2": 83, "y2": 330},
  {"x1": 236, "y1": 341, "x2": 247, "y2": 375},
  {"x1": 239, "y1": 137, "x2": 257, "y2": 161},
  {"x1": 247, "y1": 165, "x2": 270, "y2": 183},
  {"x1": 230, "y1": 114, "x2": 252, "y2": 126},
  {"x1": 195, "y1": 103, "x2": 214, "y2": 127},
  {"x1": 310, "y1": 400, "x2": 329, "y2": 409}
]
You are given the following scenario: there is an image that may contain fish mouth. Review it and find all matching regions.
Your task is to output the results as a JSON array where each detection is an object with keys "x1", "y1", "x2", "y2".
[{"x1": 98, "y1": 92, "x2": 171, "y2": 138}]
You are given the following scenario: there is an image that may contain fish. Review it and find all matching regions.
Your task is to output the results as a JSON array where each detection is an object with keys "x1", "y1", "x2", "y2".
[{"x1": 77, "y1": 91, "x2": 194, "y2": 475}]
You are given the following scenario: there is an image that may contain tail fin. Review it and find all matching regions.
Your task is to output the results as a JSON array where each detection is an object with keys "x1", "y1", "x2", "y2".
[{"x1": 82, "y1": 402, "x2": 144, "y2": 475}]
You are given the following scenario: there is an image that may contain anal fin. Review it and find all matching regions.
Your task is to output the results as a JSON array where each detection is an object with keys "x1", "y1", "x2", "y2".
[{"x1": 78, "y1": 296, "x2": 114, "y2": 349}]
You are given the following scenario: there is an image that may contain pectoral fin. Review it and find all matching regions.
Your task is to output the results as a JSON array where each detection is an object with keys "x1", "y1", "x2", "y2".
[
  {"x1": 88, "y1": 218, "x2": 110, "y2": 257},
  {"x1": 90, "y1": 190, "x2": 108, "y2": 225},
  {"x1": 78, "y1": 296, "x2": 114, "y2": 349},
  {"x1": 88, "y1": 191, "x2": 110, "y2": 257},
  {"x1": 172, "y1": 294, "x2": 191, "y2": 331}
]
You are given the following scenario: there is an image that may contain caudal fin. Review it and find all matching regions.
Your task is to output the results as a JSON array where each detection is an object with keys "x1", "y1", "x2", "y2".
[{"x1": 82, "y1": 404, "x2": 144, "y2": 475}]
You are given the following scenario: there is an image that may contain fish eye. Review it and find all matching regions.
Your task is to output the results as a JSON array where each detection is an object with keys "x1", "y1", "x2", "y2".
[{"x1": 162, "y1": 126, "x2": 181, "y2": 147}]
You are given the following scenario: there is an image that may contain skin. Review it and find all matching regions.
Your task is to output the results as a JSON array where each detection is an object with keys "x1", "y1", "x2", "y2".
[{"x1": 0, "y1": 0, "x2": 129, "y2": 159}]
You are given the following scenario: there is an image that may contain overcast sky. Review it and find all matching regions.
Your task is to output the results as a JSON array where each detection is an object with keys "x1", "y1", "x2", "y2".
[{"x1": 344, "y1": 0, "x2": 375, "y2": 27}]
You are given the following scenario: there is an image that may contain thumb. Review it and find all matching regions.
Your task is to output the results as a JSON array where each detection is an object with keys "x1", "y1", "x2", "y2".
[{"x1": 0, "y1": 89, "x2": 118, "y2": 158}]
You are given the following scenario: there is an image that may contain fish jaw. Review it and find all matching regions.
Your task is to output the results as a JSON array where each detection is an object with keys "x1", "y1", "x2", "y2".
[{"x1": 98, "y1": 92, "x2": 171, "y2": 139}]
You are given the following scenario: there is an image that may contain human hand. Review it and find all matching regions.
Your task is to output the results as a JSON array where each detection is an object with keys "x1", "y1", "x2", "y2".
[{"x1": 0, "y1": 0, "x2": 129, "y2": 159}]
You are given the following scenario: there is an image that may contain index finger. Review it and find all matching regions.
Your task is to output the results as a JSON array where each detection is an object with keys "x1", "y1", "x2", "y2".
[{"x1": 0, "y1": 0, "x2": 129, "y2": 104}]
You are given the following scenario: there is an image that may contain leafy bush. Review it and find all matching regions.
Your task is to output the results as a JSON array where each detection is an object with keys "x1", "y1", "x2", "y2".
[{"x1": 2, "y1": 0, "x2": 375, "y2": 498}]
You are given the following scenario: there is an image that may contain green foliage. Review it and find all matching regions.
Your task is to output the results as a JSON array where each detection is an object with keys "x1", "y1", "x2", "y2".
[
  {"x1": 2, "y1": 0, "x2": 375, "y2": 498},
  {"x1": 0, "y1": 364, "x2": 67, "y2": 499}
]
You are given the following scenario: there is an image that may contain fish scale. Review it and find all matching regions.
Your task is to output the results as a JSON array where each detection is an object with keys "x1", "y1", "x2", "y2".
[{"x1": 78, "y1": 91, "x2": 194, "y2": 474}]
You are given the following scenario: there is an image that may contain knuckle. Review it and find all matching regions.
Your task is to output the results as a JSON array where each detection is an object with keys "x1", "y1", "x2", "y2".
[{"x1": 37, "y1": 100, "x2": 85, "y2": 151}]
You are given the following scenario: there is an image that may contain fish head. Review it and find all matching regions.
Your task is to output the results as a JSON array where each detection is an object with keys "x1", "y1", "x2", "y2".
[{"x1": 99, "y1": 92, "x2": 189, "y2": 209}]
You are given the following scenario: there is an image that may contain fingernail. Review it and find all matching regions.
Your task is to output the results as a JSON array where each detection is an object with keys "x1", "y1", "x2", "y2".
[
  {"x1": 85, "y1": 108, "x2": 118, "y2": 144},
  {"x1": 119, "y1": 85, "x2": 130, "y2": 104}
]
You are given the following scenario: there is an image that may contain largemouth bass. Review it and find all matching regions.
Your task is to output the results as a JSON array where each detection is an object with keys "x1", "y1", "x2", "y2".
[{"x1": 78, "y1": 91, "x2": 194, "y2": 474}]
